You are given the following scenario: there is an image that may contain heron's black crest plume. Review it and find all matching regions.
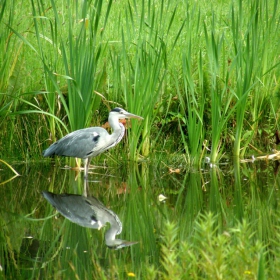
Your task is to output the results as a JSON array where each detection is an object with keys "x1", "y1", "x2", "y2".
[{"x1": 110, "y1": 107, "x2": 123, "y2": 113}]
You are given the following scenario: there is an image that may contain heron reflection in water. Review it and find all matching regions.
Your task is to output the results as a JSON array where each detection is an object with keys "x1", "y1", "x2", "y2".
[{"x1": 42, "y1": 191, "x2": 138, "y2": 249}]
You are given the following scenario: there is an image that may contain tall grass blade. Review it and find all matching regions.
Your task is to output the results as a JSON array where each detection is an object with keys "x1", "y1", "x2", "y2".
[{"x1": 0, "y1": 159, "x2": 20, "y2": 177}]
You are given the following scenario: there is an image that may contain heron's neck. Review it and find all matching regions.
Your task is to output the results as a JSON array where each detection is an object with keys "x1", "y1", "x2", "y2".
[
  {"x1": 104, "y1": 210, "x2": 122, "y2": 245},
  {"x1": 105, "y1": 226, "x2": 118, "y2": 241},
  {"x1": 108, "y1": 116, "x2": 125, "y2": 147},
  {"x1": 105, "y1": 224, "x2": 122, "y2": 247}
]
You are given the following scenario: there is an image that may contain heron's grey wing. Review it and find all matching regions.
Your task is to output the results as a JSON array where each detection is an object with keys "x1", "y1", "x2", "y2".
[
  {"x1": 43, "y1": 127, "x2": 109, "y2": 158},
  {"x1": 42, "y1": 191, "x2": 101, "y2": 228}
]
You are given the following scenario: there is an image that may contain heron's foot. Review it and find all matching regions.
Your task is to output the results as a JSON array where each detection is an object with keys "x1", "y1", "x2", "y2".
[{"x1": 72, "y1": 166, "x2": 84, "y2": 171}]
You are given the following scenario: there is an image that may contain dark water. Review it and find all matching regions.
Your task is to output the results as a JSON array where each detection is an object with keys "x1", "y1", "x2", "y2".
[{"x1": 0, "y1": 158, "x2": 280, "y2": 279}]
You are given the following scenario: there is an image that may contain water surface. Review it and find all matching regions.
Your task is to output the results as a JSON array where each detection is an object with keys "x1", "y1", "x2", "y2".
[{"x1": 1, "y1": 158, "x2": 279, "y2": 278}]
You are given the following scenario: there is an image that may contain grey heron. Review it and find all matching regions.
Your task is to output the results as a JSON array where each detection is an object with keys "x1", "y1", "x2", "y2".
[
  {"x1": 43, "y1": 107, "x2": 143, "y2": 178},
  {"x1": 42, "y1": 191, "x2": 138, "y2": 249}
]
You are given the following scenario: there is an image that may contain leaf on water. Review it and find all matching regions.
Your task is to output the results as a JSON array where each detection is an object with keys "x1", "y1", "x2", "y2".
[
  {"x1": 158, "y1": 194, "x2": 167, "y2": 202},
  {"x1": 169, "y1": 168, "x2": 180, "y2": 174}
]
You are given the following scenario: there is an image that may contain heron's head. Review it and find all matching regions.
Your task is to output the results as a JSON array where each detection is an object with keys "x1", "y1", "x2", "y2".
[
  {"x1": 110, "y1": 107, "x2": 144, "y2": 120},
  {"x1": 106, "y1": 239, "x2": 139, "y2": 250}
]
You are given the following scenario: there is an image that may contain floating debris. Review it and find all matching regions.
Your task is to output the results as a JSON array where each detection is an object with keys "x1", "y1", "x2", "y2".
[
  {"x1": 241, "y1": 150, "x2": 280, "y2": 163},
  {"x1": 169, "y1": 168, "x2": 180, "y2": 174},
  {"x1": 158, "y1": 194, "x2": 167, "y2": 202}
]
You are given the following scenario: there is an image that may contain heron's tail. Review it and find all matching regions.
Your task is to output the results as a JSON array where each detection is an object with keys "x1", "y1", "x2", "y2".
[
  {"x1": 43, "y1": 143, "x2": 58, "y2": 157},
  {"x1": 42, "y1": 191, "x2": 58, "y2": 207}
]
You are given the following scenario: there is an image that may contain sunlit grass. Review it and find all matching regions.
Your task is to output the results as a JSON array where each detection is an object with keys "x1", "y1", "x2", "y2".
[
  {"x1": 29, "y1": 0, "x2": 112, "y2": 135},
  {"x1": 1, "y1": 0, "x2": 280, "y2": 163}
]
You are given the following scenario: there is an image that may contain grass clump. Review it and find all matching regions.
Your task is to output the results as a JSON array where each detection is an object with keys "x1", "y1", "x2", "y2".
[{"x1": 153, "y1": 213, "x2": 276, "y2": 280}]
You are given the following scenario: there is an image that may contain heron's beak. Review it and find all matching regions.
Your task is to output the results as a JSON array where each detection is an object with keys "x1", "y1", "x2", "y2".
[
  {"x1": 125, "y1": 112, "x2": 144, "y2": 120},
  {"x1": 107, "y1": 240, "x2": 139, "y2": 250}
]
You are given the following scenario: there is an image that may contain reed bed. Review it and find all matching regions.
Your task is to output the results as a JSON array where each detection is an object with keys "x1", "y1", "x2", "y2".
[{"x1": 1, "y1": 0, "x2": 280, "y2": 164}]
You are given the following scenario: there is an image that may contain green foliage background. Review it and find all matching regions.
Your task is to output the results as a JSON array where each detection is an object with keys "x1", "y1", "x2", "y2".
[
  {"x1": 2, "y1": 1, "x2": 280, "y2": 278},
  {"x1": 1, "y1": 0, "x2": 280, "y2": 164}
]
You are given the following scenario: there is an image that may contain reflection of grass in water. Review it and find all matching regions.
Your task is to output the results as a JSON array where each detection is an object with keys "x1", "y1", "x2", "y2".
[
  {"x1": 1, "y1": 161, "x2": 280, "y2": 278},
  {"x1": 0, "y1": 159, "x2": 20, "y2": 176}
]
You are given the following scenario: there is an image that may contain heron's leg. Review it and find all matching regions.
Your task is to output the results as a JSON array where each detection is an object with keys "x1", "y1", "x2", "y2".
[
  {"x1": 83, "y1": 179, "x2": 88, "y2": 196},
  {"x1": 84, "y1": 158, "x2": 88, "y2": 179},
  {"x1": 75, "y1": 157, "x2": 80, "y2": 169}
]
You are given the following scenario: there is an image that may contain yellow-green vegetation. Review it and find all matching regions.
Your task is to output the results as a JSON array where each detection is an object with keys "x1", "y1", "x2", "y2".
[
  {"x1": 151, "y1": 214, "x2": 269, "y2": 280},
  {"x1": 1, "y1": 1, "x2": 280, "y2": 278}
]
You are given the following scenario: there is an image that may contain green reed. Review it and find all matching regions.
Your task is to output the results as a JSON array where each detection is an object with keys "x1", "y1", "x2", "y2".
[
  {"x1": 184, "y1": 0, "x2": 280, "y2": 163},
  {"x1": 175, "y1": 4, "x2": 206, "y2": 166},
  {"x1": 229, "y1": 0, "x2": 280, "y2": 158},
  {"x1": 0, "y1": 1, "x2": 13, "y2": 96},
  {"x1": 0, "y1": 1, "x2": 29, "y2": 154},
  {"x1": 108, "y1": 0, "x2": 180, "y2": 159},
  {"x1": 232, "y1": 0, "x2": 280, "y2": 157},
  {"x1": 29, "y1": 0, "x2": 112, "y2": 135},
  {"x1": 59, "y1": 0, "x2": 110, "y2": 131},
  {"x1": 231, "y1": 0, "x2": 258, "y2": 158},
  {"x1": 203, "y1": 13, "x2": 235, "y2": 163}
]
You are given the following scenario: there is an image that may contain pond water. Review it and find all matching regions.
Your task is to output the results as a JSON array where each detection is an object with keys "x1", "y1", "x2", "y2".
[{"x1": 1, "y1": 158, "x2": 280, "y2": 279}]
